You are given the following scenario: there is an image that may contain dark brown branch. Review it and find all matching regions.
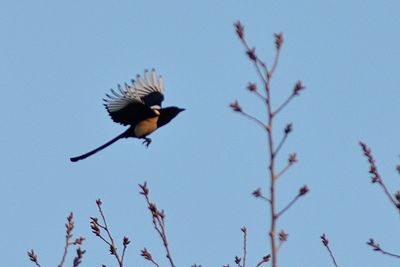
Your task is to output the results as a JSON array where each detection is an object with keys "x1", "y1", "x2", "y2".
[
  {"x1": 28, "y1": 213, "x2": 85, "y2": 267},
  {"x1": 276, "y1": 153, "x2": 297, "y2": 179},
  {"x1": 58, "y1": 213, "x2": 74, "y2": 267},
  {"x1": 121, "y1": 237, "x2": 130, "y2": 264},
  {"x1": 254, "y1": 91, "x2": 267, "y2": 102},
  {"x1": 267, "y1": 33, "x2": 283, "y2": 80},
  {"x1": 359, "y1": 142, "x2": 400, "y2": 210},
  {"x1": 367, "y1": 238, "x2": 400, "y2": 259},
  {"x1": 252, "y1": 188, "x2": 271, "y2": 202},
  {"x1": 273, "y1": 124, "x2": 292, "y2": 158},
  {"x1": 139, "y1": 182, "x2": 176, "y2": 267},
  {"x1": 72, "y1": 247, "x2": 86, "y2": 267},
  {"x1": 27, "y1": 250, "x2": 42, "y2": 267},
  {"x1": 255, "y1": 255, "x2": 271, "y2": 267},
  {"x1": 276, "y1": 186, "x2": 308, "y2": 218},
  {"x1": 321, "y1": 234, "x2": 339, "y2": 267},
  {"x1": 247, "y1": 82, "x2": 267, "y2": 101},
  {"x1": 240, "y1": 111, "x2": 268, "y2": 131},
  {"x1": 91, "y1": 199, "x2": 128, "y2": 267},
  {"x1": 272, "y1": 94, "x2": 295, "y2": 117},
  {"x1": 234, "y1": 21, "x2": 306, "y2": 267},
  {"x1": 244, "y1": 45, "x2": 268, "y2": 89},
  {"x1": 241, "y1": 227, "x2": 247, "y2": 267},
  {"x1": 141, "y1": 248, "x2": 161, "y2": 267},
  {"x1": 230, "y1": 101, "x2": 268, "y2": 131}
]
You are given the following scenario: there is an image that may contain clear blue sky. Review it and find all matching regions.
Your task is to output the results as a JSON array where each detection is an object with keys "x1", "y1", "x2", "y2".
[{"x1": 1, "y1": 1, "x2": 400, "y2": 266}]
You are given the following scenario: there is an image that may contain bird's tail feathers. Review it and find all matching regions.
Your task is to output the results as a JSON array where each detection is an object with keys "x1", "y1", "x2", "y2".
[{"x1": 70, "y1": 130, "x2": 129, "y2": 162}]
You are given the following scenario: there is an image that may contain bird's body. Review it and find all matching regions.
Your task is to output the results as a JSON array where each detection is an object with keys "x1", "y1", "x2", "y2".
[
  {"x1": 134, "y1": 116, "x2": 159, "y2": 137},
  {"x1": 70, "y1": 69, "x2": 184, "y2": 162}
]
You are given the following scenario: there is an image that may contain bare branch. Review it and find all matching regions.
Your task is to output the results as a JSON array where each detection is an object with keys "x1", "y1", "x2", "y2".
[
  {"x1": 27, "y1": 250, "x2": 42, "y2": 267},
  {"x1": 255, "y1": 255, "x2": 271, "y2": 267},
  {"x1": 367, "y1": 238, "x2": 400, "y2": 259},
  {"x1": 252, "y1": 188, "x2": 271, "y2": 202},
  {"x1": 29, "y1": 213, "x2": 85, "y2": 267},
  {"x1": 241, "y1": 227, "x2": 247, "y2": 267},
  {"x1": 276, "y1": 153, "x2": 297, "y2": 179},
  {"x1": 121, "y1": 237, "x2": 130, "y2": 264},
  {"x1": 91, "y1": 199, "x2": 128, "y2": 267},
  {"x1": 273, "y1": 124, "x2": 292, "y2": 158},
  {"x1": 230, "y1": 101, "x2": 268, "y2": 131},
  {"x1": 139, "y1": 182, "x2": 176, "y2": 267},
  {"x1": 234, "y1": 21, "x2": 305, "y2": 267},
  {"x1": 272, "y1": 94, "x2": 295, "y2": 117},
  {"x1": 321, "y1": 234, "x2": 340, "y2": 267},
  {"x1": 276, "y1": 186, "x2": 309, "y2": 218},
  {"x1": 267, "y1": 33, "x2": 283, "y2": 80},
  {"x1": 72, "y1": 248, "x2": 86, "y2": 267},
  {"x1": 58, "y1": 213, "x2": 74, "y2": 267},
  {"x1": 141, "y1": 248, "x2": 161, "y2": 267},
  {"x1": 359, "y1": 142, "x2": 400, "y2": 210}
]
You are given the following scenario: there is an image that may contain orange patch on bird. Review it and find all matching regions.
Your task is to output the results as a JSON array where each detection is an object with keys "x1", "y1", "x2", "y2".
[{"x1": 134, "y1": 117, "x2": 159, "y2": 137}]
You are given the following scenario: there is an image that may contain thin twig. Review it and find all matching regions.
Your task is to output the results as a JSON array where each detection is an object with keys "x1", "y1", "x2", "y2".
[
  {"x1": 141, "y1": 248, "x2": 161, "y2": 267},
  {"x1": 252, "y1": 187, "x2": 271, "y2": 202},
  {"x1": 276, "y1": 195, "x2": 300, "y2": 218},
  {"x1": 321, "y1": 234, "x2": 339, "y2": 267},
  {"x1": 255, "y1": 255, "x2": 271, "y2": 267},
  {"x1": 378, "y1": 249, "x2": 400, "y2": 259},
  {"x1": 264, "y1": 33, "x2": 285, "y2": 267},
  {"x1": 272, "y1": 94, "x2": 295, "y2": 117},
  {"x1": 97, "y1": 204, "x2": 117, "y2": 250},
  {"x1": 234, "y1": 21, "x2": 306, "y2": 267},
  {"x1": 359, "y1": 142, "x2": 400, "y2": 210},
  {"x1": 241, "y1": 227, "x2": 247, "y2": 267},
  {"x1": 273, "y1": 131, "x2": 289, "y2": 159},
  {"x1": 267, "y1": 44, "x2": 281, "y2": 79},
  {"x1": 378, "y1": 180, "x2": 398, "y2": 209},
  {"x1": 254, "y1": 90, "x2": 268, "y2": 102},
  {"x1": 121, "y1": 237, "x2": 130, "y2": 264},
  {"x1": 58, "y1": 213, "x2": 74, "y2": 267},
  {"x1": 266, "y1": 70, "x2": 277, "y2": 267},
  {"x1": 239, "y1": 37, "x2": 269, "y2": 88},
  {"x1": 121, "y1": 247, "x2": 127, "y2": 263},
  {"x1": 27, "y1": 250, "x2": 42, "y2": 267},
  {"x1": 72, "y1": 247, "x2": 86, "y2": 267},
  {"x1": 367, "y1": 238, "x2": 400, "y2": 259},
  {"x1": 277, "y1": 153, "x2": 297, "y2": 180},
  {"x1": 240, "y1": 110, "x2": 268, "y2": 131},
  {"x1": 276, "y1": 163, "x2": 292, "y2": 180},
  {"x1": 98, "y1": 205, "x2": 122, "y2": 266},
  {"x1": 58, "y1": 234, "x2": 70, "y2": 267},
  {"x1": 139, "y1": 183, "x2": 176, "y2": 267},
  {"x1": 29, "y1": 213, "x2": 85, "y2": 267},
  {"x1": 91, "y1": 200, "x2": 126, "y2": 267}
]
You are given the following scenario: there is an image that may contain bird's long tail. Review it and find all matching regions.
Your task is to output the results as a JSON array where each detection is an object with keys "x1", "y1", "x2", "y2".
[{"x1": 70, "y1": 130, "x2": 128, "y2": 162}]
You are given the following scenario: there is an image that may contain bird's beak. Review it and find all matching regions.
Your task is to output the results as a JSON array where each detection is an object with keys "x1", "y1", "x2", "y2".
[{"x1": 179, "y1": 108, "x2": 186, "y2": 112}]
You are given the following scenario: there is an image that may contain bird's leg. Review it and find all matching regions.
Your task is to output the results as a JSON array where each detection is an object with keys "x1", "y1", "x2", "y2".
[{"x1": 142, "y1": 137, "x2": 152, "y2": 147}]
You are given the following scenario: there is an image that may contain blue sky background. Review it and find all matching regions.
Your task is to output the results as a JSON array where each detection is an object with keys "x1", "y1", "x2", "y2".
[{"x1": 1, "y1": 1, "x2": 400, "y2": 266}]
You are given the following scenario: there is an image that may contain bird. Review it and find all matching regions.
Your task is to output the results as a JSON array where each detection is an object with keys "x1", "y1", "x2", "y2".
[{"x1": 70, "y1": 69, "x2": 184, "y2": 162}]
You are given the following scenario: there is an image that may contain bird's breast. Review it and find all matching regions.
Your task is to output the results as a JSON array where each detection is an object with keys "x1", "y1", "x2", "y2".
[{"x1": 134, "y1": 117, "x2": 159, "y2": 137}]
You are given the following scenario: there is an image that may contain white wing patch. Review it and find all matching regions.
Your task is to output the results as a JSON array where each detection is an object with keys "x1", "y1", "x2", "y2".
[
  {"x1": 104, "y1": 69, "x2": 164, "y2": 112},
  {"x1": 132, "y1": 69, "x2": 164, "y2": 99}
]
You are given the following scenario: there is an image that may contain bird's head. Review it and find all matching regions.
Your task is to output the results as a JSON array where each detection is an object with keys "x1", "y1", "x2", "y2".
[{"x1": 157, "y1": 106, "x2": 185, "y2": 128}]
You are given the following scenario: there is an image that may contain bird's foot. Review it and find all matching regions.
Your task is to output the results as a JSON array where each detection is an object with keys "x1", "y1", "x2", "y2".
[{"x1": 142, "y1": 137, "x2": 152, "y2": 148}]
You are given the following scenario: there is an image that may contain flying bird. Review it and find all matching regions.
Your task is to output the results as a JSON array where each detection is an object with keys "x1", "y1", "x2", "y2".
[{"x1": 70, "y1": 69, "x2": 184, "y2": 162}]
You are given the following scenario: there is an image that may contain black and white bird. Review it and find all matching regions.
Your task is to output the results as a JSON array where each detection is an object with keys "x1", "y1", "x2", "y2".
[{"x1": 70, "y1": 69, "x2": 184, "y2": 162}]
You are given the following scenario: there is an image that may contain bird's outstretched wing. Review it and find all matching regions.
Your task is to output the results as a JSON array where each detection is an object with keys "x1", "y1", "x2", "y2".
[
  {"x1": 103, "y1": 69, "x2": 165, "y2": 126},
  {"x1": 133, "y1": 69, "x2": 165, "y2": 109}
]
